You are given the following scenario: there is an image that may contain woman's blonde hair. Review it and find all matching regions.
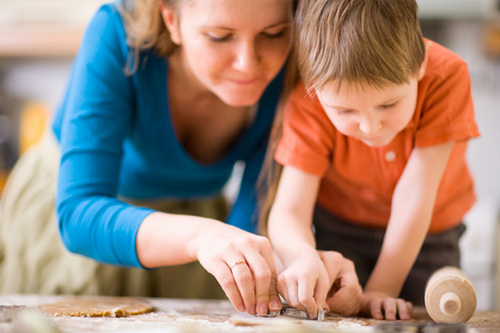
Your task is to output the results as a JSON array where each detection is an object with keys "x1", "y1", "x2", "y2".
[
  {"x1": 257, "y1": 52, "x2": 299, "y2": 236},
  {"x1": 297, "y1": 0, "x2": 425, "y2": 92},
  {"x1": 117, "y1": 0, "x2": 189, "y2": 73},
  {"x1": 120, "y1": 0, "x2": 186, "y2": 56}
]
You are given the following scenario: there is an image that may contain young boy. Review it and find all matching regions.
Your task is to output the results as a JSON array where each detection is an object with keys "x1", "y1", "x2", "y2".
[{"x1": 266, "y1": 0, "x2": 480, "y2": 320}]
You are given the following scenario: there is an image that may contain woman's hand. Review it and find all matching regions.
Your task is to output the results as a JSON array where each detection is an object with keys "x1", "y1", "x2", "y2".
[
  {"x1": 318, "y1": 250, "x2": 362, "y2": 316},
  {"x1": 360, "y1": 291, "x2": 413, "y2": 320},
  {"x1": 276, "y1": 247, "x2": 330, "y2": 319},
  {"x1": 192, "y1": 222, "x2": 281, "y2": 317}
]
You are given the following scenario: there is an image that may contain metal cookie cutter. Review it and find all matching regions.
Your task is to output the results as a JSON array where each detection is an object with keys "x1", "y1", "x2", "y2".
[
  {"x1": 280, "y1": 304, "x2": 326, "y2": 321},
  {"x1": 256, "y1": 310, "x2": 280, "y2": 318}
]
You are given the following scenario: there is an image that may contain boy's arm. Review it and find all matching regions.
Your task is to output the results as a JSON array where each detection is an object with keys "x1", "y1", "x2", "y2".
[
  {"x1": 362, "y1": 141, "x2": 454, "y2": 320},
  {"x1": 268, "y1": 165, "x2": 361, "y2": 317},
  {"x1": 268, "y1": 165, "x2": 320, "y2": 264},
  {"x1": 268, "y1": 165, "x2": 328, "y2": 317}
]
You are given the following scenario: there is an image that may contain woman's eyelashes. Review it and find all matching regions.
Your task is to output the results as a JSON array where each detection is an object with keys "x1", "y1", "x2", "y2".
[
  {"x1": 262, "y1": 29, "x2": 288, "y2": 39},
  {"x1": 206, "y1": 33, "x2": 232, "y2": 42},
  {"x1": 205, "y1": 28, "x2": 289, "y2": 43}
]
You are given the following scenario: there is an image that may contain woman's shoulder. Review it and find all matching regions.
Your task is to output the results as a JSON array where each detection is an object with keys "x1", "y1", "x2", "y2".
[
  {"x1": 75, "y1": 1, "x2": 131, "y2": 63},
  {"x1": 80, "y1": 1, "x2": 129, "y2": 45},
  {"x1": 89, "y1": 2, "x2": 125, "y2": 30}
]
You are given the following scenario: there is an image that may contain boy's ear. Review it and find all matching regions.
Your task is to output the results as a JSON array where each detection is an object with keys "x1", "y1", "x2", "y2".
[
  {"x1": 160, "y1": 3, "x2": 182, "y2": 45},
  {"x1": 418, "y1": 41, "x2": 432, "y2": 81}
]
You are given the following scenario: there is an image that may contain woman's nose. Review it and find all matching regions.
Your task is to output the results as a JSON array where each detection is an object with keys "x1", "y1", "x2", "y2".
[{"x1": 233, "y1": 40, "x2": 260, "y2": 73}]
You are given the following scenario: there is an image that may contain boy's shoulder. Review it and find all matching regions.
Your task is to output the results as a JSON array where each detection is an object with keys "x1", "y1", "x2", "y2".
[{"x1": 424, "y1": 39, "x2": 469, "y2": 78}]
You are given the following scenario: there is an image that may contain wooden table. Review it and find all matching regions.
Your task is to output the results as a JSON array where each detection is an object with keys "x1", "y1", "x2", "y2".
[{"x1": 0, "y1": 295, "x2": 498, "y2": 332}]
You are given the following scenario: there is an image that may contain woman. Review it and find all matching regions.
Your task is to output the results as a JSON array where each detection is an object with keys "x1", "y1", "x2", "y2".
[{"x1": 0, "y1": 0, "x2": 359, "y2": 317}]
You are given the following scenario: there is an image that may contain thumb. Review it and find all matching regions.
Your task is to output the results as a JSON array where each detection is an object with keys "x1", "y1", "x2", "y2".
[{"x1": 268, "y1": 273, "x2": 282, "y2": 312}]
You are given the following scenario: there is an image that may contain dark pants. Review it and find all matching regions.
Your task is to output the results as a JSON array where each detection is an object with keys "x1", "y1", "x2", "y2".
[{"x1": 313, "y1": 205, "x2": 466, "y2": 305}]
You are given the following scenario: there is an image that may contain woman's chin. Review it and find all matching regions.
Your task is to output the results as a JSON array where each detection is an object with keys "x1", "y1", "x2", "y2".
[{"x1": 216, "y1": 85, "x2": 266, "y2": 107}]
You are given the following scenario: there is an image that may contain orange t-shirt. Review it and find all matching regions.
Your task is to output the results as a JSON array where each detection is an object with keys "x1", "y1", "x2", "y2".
[{"x1": 275, "y1": 41, "x2": 480, "y2": 233}]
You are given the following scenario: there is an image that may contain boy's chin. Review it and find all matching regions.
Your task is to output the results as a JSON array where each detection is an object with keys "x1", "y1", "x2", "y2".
[{"x1": 359, "y1": 136, "x2": 394, "y2": 148}]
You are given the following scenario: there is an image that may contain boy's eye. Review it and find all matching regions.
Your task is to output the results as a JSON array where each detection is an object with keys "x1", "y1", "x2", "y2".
[
  {"x1": 380, "y1": 102, "x2": 397, "y2": 110},
  {"x1": 336, "y1": 109, "x2": 353, "y2": 116}
]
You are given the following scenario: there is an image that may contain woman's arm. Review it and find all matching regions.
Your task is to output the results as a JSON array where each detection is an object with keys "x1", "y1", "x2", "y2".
[
  {"x1": 361, "y1": 141, "x2": 454, "y2": 320},
  {"x1": 56, "y1": 4, "x2": 150, "y2": 267},
  {"x1": 137, "y1": 212, "x2": 281, "y2": 316}
]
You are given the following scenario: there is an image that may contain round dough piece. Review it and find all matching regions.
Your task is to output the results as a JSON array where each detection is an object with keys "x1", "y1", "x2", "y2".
[{"x1": 38, "y1": 297, "x2": 154, "y2": 317}]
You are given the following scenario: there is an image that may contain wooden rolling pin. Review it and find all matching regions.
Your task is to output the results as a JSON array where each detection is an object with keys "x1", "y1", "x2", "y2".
[{"x1": 424, "y1": 266, "x2": 477, "y2": 323}]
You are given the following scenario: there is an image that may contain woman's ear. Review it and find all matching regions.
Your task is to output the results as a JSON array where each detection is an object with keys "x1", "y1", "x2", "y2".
[{"x1": 160, "y1": 3, "x2": 182, "y2": 45}]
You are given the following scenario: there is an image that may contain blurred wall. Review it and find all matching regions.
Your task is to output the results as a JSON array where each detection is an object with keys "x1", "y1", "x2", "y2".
[
  {"x1": 0, "y1": 0, "x2": 499, "y2": 310},
  {"x1": 419, "y1": 16, "x2": 500, "y2": 310}
]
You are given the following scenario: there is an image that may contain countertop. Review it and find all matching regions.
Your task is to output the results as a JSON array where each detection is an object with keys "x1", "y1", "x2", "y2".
[{"x1": 0, "y1": 295, "x2": 498, "y2": 333}]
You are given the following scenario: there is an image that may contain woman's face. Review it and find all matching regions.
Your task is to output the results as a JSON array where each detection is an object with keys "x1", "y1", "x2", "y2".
[{"x1": 162, "y1": 0, "x2": 293, "y2": 107}]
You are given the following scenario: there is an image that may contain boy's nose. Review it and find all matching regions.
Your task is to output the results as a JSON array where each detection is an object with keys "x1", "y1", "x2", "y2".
[{"x1": 359, "y1": 117, "x2": 382, "y2": 134}]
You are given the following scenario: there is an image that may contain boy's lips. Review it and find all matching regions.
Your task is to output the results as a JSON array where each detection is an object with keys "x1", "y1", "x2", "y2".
[
  {"x1": 360, "y1": 133, "x2": 385, "y2": 144},
  {"x1": 361, "y1": 134, "x2": 380, "y2": 142},
  {"x1": 361, "y1": 132, "x2": 397, "y2": 147}
]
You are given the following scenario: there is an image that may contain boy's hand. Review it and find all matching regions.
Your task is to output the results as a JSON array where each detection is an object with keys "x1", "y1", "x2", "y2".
[
  {"x1": 277, "y1": 248, "x2": 330, "y2": 319},
  {"x1": 360, "y1": 291, "x2": 413, "y2": 320},
  {"x1": 318, "y1": 251, "x2": 362, "y2": 316}
]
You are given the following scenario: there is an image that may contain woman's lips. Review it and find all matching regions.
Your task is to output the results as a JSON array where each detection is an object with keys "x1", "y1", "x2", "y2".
[{"x1": 228, "y1": 77, "x2": 260, "y2": 85}]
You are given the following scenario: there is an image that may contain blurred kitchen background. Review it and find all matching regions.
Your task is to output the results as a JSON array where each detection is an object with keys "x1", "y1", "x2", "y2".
[{"x1": 0, "y1": 0, "x2": 499, "y2": 311}]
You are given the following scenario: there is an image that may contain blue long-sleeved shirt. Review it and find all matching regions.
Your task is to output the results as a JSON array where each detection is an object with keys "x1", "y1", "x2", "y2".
[{"x1": 52, "y1": 2, "x2": 283, "y2": 268}]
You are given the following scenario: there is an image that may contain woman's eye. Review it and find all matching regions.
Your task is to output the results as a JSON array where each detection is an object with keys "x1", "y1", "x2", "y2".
[
  {"x1": 262, "y1": 31, "x2": 285, "y2": 39},
  {"x1": 262, "y1": 28, "x2": 289, "y2": 39},
  {"x1": 207, "y1": 33, "x2": 232, "y2": 42}
]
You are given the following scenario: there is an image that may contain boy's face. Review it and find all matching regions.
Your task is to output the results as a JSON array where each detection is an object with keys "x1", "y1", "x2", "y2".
[{"x1": 315, "y1": 78, "x2": 419, "y2": 147}]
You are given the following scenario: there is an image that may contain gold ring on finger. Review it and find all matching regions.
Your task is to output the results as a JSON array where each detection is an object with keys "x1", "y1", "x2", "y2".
[{"x1": 229, "y1": 260, "x2": 246, "y2": 269}]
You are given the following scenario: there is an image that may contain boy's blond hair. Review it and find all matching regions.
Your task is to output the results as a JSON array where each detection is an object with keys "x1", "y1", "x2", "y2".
[{"x1": 296, "y1": 0, "x2": 426, "y2": 91}]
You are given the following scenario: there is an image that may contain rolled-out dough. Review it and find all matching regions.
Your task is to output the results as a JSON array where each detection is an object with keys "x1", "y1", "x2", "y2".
[{"x1": 38, "y1": 297, "x2": 154, "y2": 317}]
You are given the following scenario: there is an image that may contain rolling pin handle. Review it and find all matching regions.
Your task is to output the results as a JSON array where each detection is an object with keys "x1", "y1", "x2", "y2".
[
  {"x1": 439, "y1": 291, "x2": 461, "y2": 316},
  {"x1": 425, "y1": 266, "x2": 476, "y2": 323}
]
